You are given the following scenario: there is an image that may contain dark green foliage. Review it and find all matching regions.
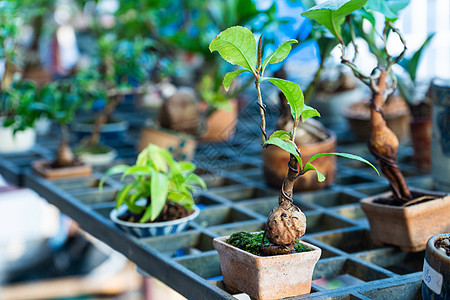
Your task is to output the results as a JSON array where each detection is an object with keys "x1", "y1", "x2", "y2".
[{"x1": 227, "y1": 231, "x2": 312, "y2": 256}]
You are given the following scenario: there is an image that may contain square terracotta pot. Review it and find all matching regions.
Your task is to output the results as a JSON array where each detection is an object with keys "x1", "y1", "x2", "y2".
[
  {"x1": 360, "y1": 188, "x2": 450, "y2": 252},
  {"x1": 33, "y1": 160, "x2": 92, "y2": 179},
  {"x1": 213, "y1": 236, "x2": 321, "y2": 300}
]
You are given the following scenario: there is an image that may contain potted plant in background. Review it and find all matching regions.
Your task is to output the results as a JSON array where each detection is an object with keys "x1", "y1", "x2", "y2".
[
  {"x1": 303, "y1": 0, "x2": 450, "y2": 252},
  {"x1": 73, "y1": 35, "x2": 153, "y2": 165},
  {"x1": 0, "y1": 77, "x2": 40, "y2": 154},
  {"x1": 99, "y1": 144, "x2": 206, "y2": 238},
  {"x1": 210, "y1": 26, "x2": 378, "y2": 299},
  {"x1": 422, "y1": 233, "x2": 450, "y2": 300},
  {"x1": 32, "y1": 80, "x2": 92, "y2": 179},
  {"x1": 397, "y1": 33, "x2": 435, "y2": 172}
]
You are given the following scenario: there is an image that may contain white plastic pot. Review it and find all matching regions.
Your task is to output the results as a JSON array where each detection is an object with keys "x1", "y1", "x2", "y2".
[
  {"x1": 0, "y1": 121, "x2": 36, "y2": 154},
  {"x1": 77, "y1": 148, "x2": 117, "y2": 166}
]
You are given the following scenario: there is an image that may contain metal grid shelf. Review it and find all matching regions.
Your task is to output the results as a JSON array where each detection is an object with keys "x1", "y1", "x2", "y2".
[{"x1": 0, "y1": 106, "x2": 435, "y2": 300}]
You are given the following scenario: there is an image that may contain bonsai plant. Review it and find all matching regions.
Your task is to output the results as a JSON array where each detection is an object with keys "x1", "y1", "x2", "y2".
[
  {"x1": 99, "y1": 144, "x2": 206, "y2": 238},
  {"x1": 303, "y1": 0, "x2": 450, "y2": 251},
  {"x1": 32, "y1": 80, "x2": 92, "y2": 178},
  {"x1": 73, "y1": 35, "x2": 153, "y2": 165},
  {"x1": 209, "y1": 26, "x2": 378, "y2": 299}
]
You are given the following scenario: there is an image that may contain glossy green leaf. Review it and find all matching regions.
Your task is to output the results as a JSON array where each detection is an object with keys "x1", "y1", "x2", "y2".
[
  {"x1": 122, "y1": 166, "x2": 153, "y2": 180},
  {"x1": 302, "y1": 0, "x2": 368, "y2": 40},
  {"x1": 261, "y1": 39, "x2": 298, "y2": 74},
  {"x1": 264, "y1": 137, "x2": 302, "y2": 165},
  {"x1": 115, "y1": 184, "x2": 134, "y2": 209},
  {"x1": 303, "y1": 162, "x2": 326, "y2": 182},
  {"x1": 99, "y1": 164, "x2": 130, "y2": 190},
  {"x1": 186, "y1": 173, "x2": 207, "y2": 190},
  {"x1": 209, "y1": 26, "x2": 257, "y2": 72},
  {"x1": 125, "y1": 193, "x2": 145, "y2": 214},
  {"x1": 301, "y1": 104, "x2": 321, "y2": 122},
  {"x1": 269, "y1": 130, "x2": 291, "y2": 140},
  {"x1": 223, "y1": 69, "x2": 247, "y2": 91},
  {"x1": 308, "y1": 152, "x2": 380, "y2": 175},
  {"x1": 141, "y1": 171, "x2": 169, "y2": 222},
  {"x1": 266, "y1": 78, "x2": 304, "y2": 120},
  {"x1": 365, "y1": 0, "x2": 409, "y2": 20}
]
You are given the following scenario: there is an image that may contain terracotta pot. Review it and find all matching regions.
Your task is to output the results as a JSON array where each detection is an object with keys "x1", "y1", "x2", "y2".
[
  {"x1": 308, "y1": 88, "x2": 364, "y2": 131},
  {"x1": 110, "y1": 205, "x2": 200, "y2": 238},
  {"x1": 263, "y1": 131, "x2": 337, "y2": 192},
  {"x1": 199, "y1": 99, "x2": 238, "y2": 142},
  {"x1": 422, "y1": 233, "x2": 450, "y2": 300},
  {"x1": 343, "y1": 97, "x2": 411, "y2": 142},
  {"x1": 410, "y1": 118, "x2": 432, "y2": 172},
  {"x1": 213, "y1": 236, "x2": 321, "y2": 300},
  {"x1": 138, "y1": 125, "x2": 196, "y2": 161},
  {"x1": 32, "y1": 160, "x2": 92, "y2": 179},
  {"x1": 360, "y1": 188, "x2": 450, "y2": 252}
]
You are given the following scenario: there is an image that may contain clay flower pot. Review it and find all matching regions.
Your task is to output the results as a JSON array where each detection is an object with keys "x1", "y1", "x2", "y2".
[
  {"x1": 360, "y1": 188, "x2": 450, "y2": 252},
  {"x1": 422, "y1": 233, "x2": 450, "y2": 300},
  {"x1": 263, "y1": 131, "x2": 336, "y2": 192},
  {"x1": 199, "y1": 99, "x2": 238, "y2": 142},
  {"x1": 343, "y1": 96, "x2": 411, "y2": 142},
  {"x1": 138, "y1": 124, "x2": 197, "y2": 161},
  {"x1": 110, "y1": 205, "x2": 200, "y2": 238},
  {"x1": 32, "y1": 160, "x2": 92, "y2": 179},
  {"x1": 410, "y1": 117, "x2": 432, "y2": 172},
  {"x1": 214, "y1": 236, "x2": 321, "y2": 300}
]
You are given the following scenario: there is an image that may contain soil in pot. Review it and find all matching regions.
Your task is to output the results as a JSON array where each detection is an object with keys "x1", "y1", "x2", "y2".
[
  {"x1": 373, "y1": 190, "x2": 441, "y2": 207},
  {"x1": 435, "y1": 237, "x2": 450, "y2": 256},
  {"x1": 118, "y1": 202, "x2": 193, "y2": 223},
  {"x1": 227, "y1": 231, "x2": 313, "y2": 256}
]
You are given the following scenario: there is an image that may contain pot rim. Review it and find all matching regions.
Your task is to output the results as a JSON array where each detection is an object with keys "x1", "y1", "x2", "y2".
[
  {"x1": 360, "y1": 187, "x2": 449, "y2": 210},
  {"x1": 214, "y1": 234, "x2": 321, "y2": 259},
  {"x1": 110, "y1": 204, "x2": 200, "y2": 228},
  {"x1": 142, "y1": 120, "x2": 196, "y2": 140},
  {"x1": 427, "y1": 233, "x2": 450, "y2": 260}
]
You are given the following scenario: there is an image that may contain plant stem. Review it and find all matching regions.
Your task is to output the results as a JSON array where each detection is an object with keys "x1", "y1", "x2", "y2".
[
  {"x1": 255, "y1": 80, "x2": 267, "y2": 142},
  {"x1": 55, "y1": 123, "x2": 74, "y2": 167},
  {"x1": 88, "y1": 95, "x2": 121, "y2": 147}
]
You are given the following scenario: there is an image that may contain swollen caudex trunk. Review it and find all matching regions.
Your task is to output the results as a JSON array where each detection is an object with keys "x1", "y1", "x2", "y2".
[
  {"x1": 263, "y1": 155, "x2": 306, "y2": 255},
  {"x1": 55, "y1": 141, "x2": 74, "y2": 168}
]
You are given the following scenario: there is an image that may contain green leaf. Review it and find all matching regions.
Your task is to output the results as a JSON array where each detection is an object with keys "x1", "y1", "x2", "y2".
[
  {"x1": 261, "y1": 39, "x2": 298, "y2": 74},
  {"x1": 186, "y1": 173, "x2": 207, "y2": 190},
  {"x1": 301, "y1": 104, "x2": 321, "y2": 122},
  {"x1": 122, "y1": 166, "x2": 153, "y2": 179},
  {"x1": 303, "y1": 162, "x2": 326, "y2": 182},
  {"x1": 365, "y1": 0, "x2": 410, "y2": 20},
  {"x1": 264, "y1": 137, "x2": 302, "y2": 165},
  {"x1": 125, "y1": 193, "x2": 145, "y2": 214},
  {"x1": 308, "y1": 152, "x2": 380, "y2": 175},
  {"x1": 115, "y1": 184, "x2": 133, "y2": 209},
  {"x1": 266, "y1": 78, "x2": 304, "y2": 120},
  {"x1": 302, "y1": 0, "x2": 368, "y2": 40},
  {"x1": 223, "y1": 69, "x2": 247, "y2": 91},
  {"x1": 99, "y1": 164, "x2": 130, "y2": 190},
  {"x1": 209, "y1": 26, "x2": 257, "y2": 72},
  {"x1": 399, "y1": 33, "x2": 435, "y2": 82},
  {"x1": 147, "y1": 171, "x2": 169, "y2": 222},
  {"x1": 269, "y1": 130, "x2": 291, "y2": 140}
]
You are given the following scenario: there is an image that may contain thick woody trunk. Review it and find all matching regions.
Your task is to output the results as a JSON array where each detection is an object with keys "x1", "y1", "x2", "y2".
[
  {"x1": 55, "y1": 123, "x2": 74, "y2": 167},
  {"x1": 368, "y1": 69, "x2": 411, "y2": 201}
]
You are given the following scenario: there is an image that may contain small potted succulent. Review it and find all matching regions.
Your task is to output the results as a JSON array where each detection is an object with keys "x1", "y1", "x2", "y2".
[
  {"x1": 209, "y1": 26, "x2": 378, "y2": 299},
  {"x1": 422, "y1": 233, "x2": 450, "y2": 300},
  {"x1": 99, "y1": 144, "x2": 206, "y2": 238},
  {"x1": 32, "y1": 80, "x2": 92, "y2": 179},
  {"x1": 303, "y1": 0, "x2": 450, "y2": 252}
]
